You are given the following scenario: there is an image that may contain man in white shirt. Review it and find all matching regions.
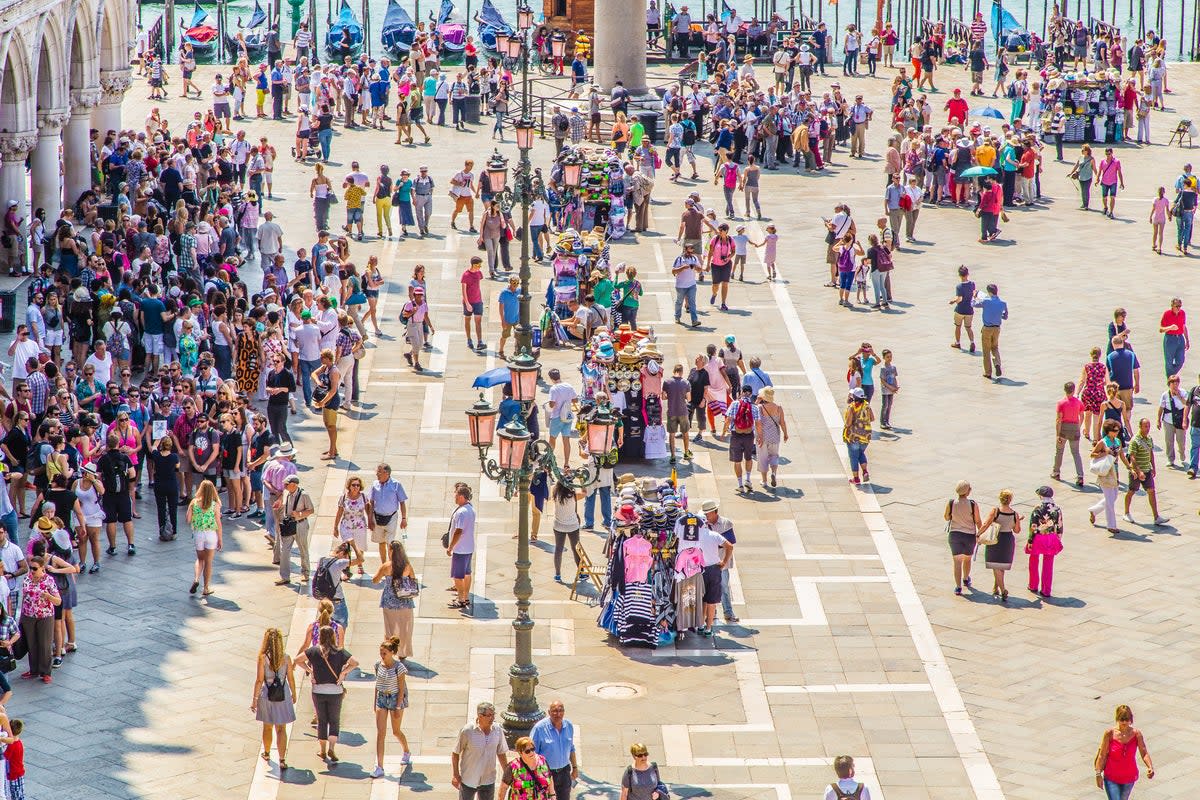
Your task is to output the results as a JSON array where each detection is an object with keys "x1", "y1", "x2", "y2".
[
  {"x1": 84, "y1": 339, "x2": 114, "y2": 386},
  {"x1": 0, "y1": 523, "x2": 27, "y2": 615},
  {"x1": 672, "y1": 243, "x2": 702, "y2": 327},
  {"x1": 293, "y1": 311, "x2": 323, "y2": 405},
  {"x1": 344, "y1": 161, "x2": 369, "y2": 188},
  {"x1": 8, "y1": 325, "x2": 41, "y2": 387},
  {"x1": 444, "y1": 484, "x2": 476, "y2": 611},
  {"x1": 673, "y1": 506, "x2": 732, "y2": 636},
  {"x1": 849, "y1": 94, "x2": 873, "y2": 158},
  {"x1": 529, "y1": 195, "x2": 550, "y2": 260},
  {"x1": 546, "y1": 369, "x2": 578, "y2": 468},
  {"x1": 823, "y1": 755, "x2": 873, "y2": 800}
]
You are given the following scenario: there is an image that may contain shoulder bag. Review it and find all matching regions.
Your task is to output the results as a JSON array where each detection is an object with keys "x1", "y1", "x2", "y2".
[
  {"x1": 977, "y1": 509, "x2": 1000, "y2": 546},
  {"x1": 651, "y1": 762, "x2": 671, "y2": 799},
  {"x1": 279, "y1": 489, "x2": 301, "y2": 537}
]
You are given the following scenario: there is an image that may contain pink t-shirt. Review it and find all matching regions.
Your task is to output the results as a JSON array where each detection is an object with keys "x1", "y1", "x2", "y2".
[
  {"x1": 1151, "y1": 196, "x2": 1171, "y2": 224},
  {"x1": 623, "y1": 536, "x2": 652, "y2": 584},
  {"x1": 1057, "y1": 396, "x2": 1085, "y2": 424},
  {"x1": 461, "y1": 269, "x2": 483, "y2": 305}
]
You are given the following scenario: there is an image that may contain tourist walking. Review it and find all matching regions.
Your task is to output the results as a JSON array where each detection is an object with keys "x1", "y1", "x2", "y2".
[
  {"x1": 1026, "y1": 485, "x2": 1064, "y2": 598},
  {"x1": 1053, "y1": 381, "x2": 1086, "y2": 486},
  {"x1": 18, "y1": 557, "x2": 60, "y2": 682},
  {"x1": 294, "y1": 625, "x2": 358, "y2": 764},
  {"x1": 974, "y1": 283, "x2": 1008, "y2": 380},
  {"x1": 334, "y1": 475, "x2": 371, "y2": 577},
  {"x1": 550, "y1": 479, "x2": 583, "y2": 583},
  {"x1": 1088, "y1": 421, "x2": 1127, "y2": 534},
  {"x1": 755, "y1": 388, "x2": 788, "y2": 489},
  {"x1": 370, "y1": 635, "x2": 411, "y2": 777},
  {"x1": 945, "y1": 481, "x2": 981, "y2": 596},
  {"x1": 251, "y1": 627, "x2": 296, "y2": 771},
  {"x1": 1156, "y1": 375, "x2": 1187, "y2": 466},
  {"x1": 843, "y1": 388, "x2": 873, "y2": 485},
  {"x1": 1093, "y1": 705, "x2": 1154, "y2": 799},
  {"x1": 187, "y1": 479, "x2": 222, "y2": 597},
  {"x1": 1158, "y1": 297, "x2": 1188, "y2": 378},
  {"x1": 1078, "y1": 347, "x2": 1109, "y2": 441},
  {"x1": 372, "y1": 541, "x2": 416, "y2": 657},
  {"x1": 978, "y1": 490, "x2": 1020, "y2": 602},
  {"x1": 1123, "y1": 418, "x2": 1169, "y2": 526},
  {"x1": 500, "y1": 736, "x2": 555, "y2": 799},
  {"x1": 531, "y1": 700, "x2": 578, "y2": 800},
  {"x1": 275, "y1": 474, "x2": 314, "y2": 585},
  {"x1": 451, "y1": 702, "x2": 508, "y2": 797}
]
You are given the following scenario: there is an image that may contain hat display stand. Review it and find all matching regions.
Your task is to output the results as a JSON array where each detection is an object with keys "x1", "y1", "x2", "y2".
[{"x1": 1038, "y1": 70, "x2": 1122, "y2": 144}]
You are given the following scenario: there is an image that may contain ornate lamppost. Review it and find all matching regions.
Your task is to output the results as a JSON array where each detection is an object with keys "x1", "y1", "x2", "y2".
[{"x1": 465, "y1": 355, "x2": 618, "y2": 745}]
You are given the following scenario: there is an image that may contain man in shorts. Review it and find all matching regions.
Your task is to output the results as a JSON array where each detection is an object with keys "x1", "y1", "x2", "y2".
[
  {"x1": 496, "y1": 276, "x2": 521, "y2": 358},
  {"x1": 1124, "y1": 417, "x2": 1169, "y2": 526},
  {"x1": 663, "y1": 363, "x2": 692, "y2": 463},
  {"x1": 546, "y1": 369, "x2": 578, "y2": 468},
  {"x1": 368, "y1": 463, "x2": 408, "y2": 562},
  {"x1": 97, "y1": 434, "x2": 136, "y2": 556},
  {"x1": 449, "y1": 159, "x2": 479, "y2": 232},
  {"x1": 725, "y1": 385, "x2": 759, "y2": 493},
  {"x1": 461, "y1": 256, "x2": 485, "y2": 351},
  {"x1": 673, "y1": 505, "x2": 733, "y2": 637},
  {"x1": 445, "y1": 484, "x2": 476, "y2": 613}
]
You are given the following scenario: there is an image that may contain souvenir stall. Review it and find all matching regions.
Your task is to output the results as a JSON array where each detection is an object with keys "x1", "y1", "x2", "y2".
[
  {"x1": 1040, "y1": 71, "x2": 1122, "y2": 143},
  {"x1": 561, "y1": 146, "x2": 629, "y2": 240},
  {"x1": 577, "y1": 329, "x2": 668, "y2": 464},
  {"x1": 597, "y1": 474, "x2": 715, "y2": 649},
  {"x1": 538, "y1": 228, "x2": 608, "y2": 348}
]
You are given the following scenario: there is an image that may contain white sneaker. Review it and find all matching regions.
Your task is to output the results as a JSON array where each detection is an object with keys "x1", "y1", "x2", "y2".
[
  {"x1": 400, "y1": 752, "x2": 412, "y2": 765},
  {"x1": 371, "y1": 765, "x2": 385, "y2": 778},
  {"x1": 1122, "y1": 513, "x2": 1136, "y2": 523},
  {"x1": 1154, "y1": 516, "x2": 1170, "y2": 525}
]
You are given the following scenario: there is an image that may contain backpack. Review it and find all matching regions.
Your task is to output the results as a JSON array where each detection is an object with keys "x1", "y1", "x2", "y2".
[
  {"x1": 875, "y1": 246, "x2": 894, "y2": 270},
  {"x1": 25, "y1": 441, "x2": 47, "y2": 477},
  {"x1": 107, "y1": 322, "x2": 128, "y2": 355},
  {"x1": 732, "y1": 399, "x2": 754, "y2": 433},
  {"x1": 554, "y1": 113, "x2": 569, "y2": 133},
  {"x1": 830, "y1": 783, "x2": 864, "y2": 800},
  {"x1": 311, "y1": 556, "x2": 338, "y2": 600},
  {"x1": 265, "y1": 666, "x2": 286, "y2": 701},
  {"x1": 681, "y1": 120, "x2": 697, "y2": 146}
]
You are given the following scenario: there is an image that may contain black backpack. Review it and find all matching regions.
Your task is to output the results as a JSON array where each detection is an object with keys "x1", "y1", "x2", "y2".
[
  {"x1": 681, "y1": 120, "x2": 697, "y2": 146},
  {"x1": 554, "y1": 113, "x2": 569, "y2": 133},
  {"x1": 311, "y1": 557, "x2": 338, "y2": 600}
]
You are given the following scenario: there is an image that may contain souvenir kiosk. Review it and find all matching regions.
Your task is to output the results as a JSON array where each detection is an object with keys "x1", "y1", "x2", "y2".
[{"x1": 1040, "y1": 70, "x2": 1122, "y2": 143}]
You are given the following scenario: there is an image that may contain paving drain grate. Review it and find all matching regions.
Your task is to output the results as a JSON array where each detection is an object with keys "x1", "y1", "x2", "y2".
[{"x1": 587, "y1": 682, "x2": 646, "y2": 700}]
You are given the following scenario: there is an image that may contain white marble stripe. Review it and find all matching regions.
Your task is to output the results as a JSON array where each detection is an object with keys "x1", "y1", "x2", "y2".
[
  {"x1": 765, "y1": 683, "x2": 933, "y2": 694},
  {"x1": 752, "y1": 238, "x2": 1003, "y2": 800}
]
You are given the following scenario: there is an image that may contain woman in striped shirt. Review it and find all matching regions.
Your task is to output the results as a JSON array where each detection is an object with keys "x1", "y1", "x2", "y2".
[{"x1": 370, "y1": 636, "x2": 410, "y2": 778}]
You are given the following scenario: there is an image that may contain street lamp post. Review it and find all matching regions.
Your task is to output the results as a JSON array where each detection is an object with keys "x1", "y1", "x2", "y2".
[
  {"x1": 466, "y1": 359, "x2": 617, "y2": 746},
  {"x1": 467, "y1": 6, "x2": 616, "y2": 746}
]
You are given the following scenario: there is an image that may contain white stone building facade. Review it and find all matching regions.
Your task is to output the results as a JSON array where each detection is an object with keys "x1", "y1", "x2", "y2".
[{"x1": 0, "y1": 0, "x2": 136, "y2": 225}]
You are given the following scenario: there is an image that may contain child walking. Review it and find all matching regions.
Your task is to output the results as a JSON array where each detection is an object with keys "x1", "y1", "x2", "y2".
[
  {"x1": 370, "y1": 636, "x2": 411, "y2": 778},
  {"x1": 758, "y1": 224, "x2": 779, "y2": 281},
  {"x1": 3, "y1": 719, "x2": 25, "y2": 800},
  {"x1": 879, "y1": 349, "x2": 899, "y2": 430}
]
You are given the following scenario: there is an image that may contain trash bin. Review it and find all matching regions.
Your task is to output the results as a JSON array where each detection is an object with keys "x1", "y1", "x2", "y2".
[
  {"x1": 0, "y1": 290, "x2": 15, "y2": 334},
  {"x1": 637, "y1": 111, "x2": 661, "y2": 144},
  {"x1": 464, "y1": 94, "x2": 482, "y2": 126}
]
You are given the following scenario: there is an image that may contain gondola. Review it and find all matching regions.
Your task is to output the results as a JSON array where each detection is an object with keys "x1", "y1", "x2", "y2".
[
  {"x1": 180, "y1": 2, "x2": 219, "y2": 58},
  {"x1": 381, "y1": 0, "x2": 417, "y2": 57},
  {"x1": 474, "y1": 0, "x2": 513, "y2": 52},
  {"x1": 325, "y1": 0, "x2": 365, "y2": 62},
  {"x1": 432, "y1": 0, "x2": 467, "y2": 55},
  {"x1": 224, "y1": 0, "x2": 269, "y2": 61}
]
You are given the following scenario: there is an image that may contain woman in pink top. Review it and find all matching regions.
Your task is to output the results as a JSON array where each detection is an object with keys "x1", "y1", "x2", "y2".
[
  {"x1": 1093, "y1": 704, "x2": 1153, "y2": 800},
  {"x1": 1148, "y1": 186, "x2": 1172, "y2": 254}
]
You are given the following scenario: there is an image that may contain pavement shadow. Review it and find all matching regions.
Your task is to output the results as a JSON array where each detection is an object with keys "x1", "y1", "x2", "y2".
[
  {"x1": 1038, "y1": 594, "x2": 1087, "y2": 608},
  {"x1": 276, "y1": 767, "x2": 319, "y2": 786},
  {"x1": 1110, "y1": 529, "x2": 1153, "y2": 543}
]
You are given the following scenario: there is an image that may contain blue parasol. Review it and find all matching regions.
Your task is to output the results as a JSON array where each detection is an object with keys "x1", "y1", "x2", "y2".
[
  {"x1": 971, "y1": 107, "x2": 1006, "y2": 119},
  {"x1": 472, "y1": 368, "x2": 512, "y2": 388},
  {"x1": 959, "y1": 166, "x2": 999, "y2": 178}
]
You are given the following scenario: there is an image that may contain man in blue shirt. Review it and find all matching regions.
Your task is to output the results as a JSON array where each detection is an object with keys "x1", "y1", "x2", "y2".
[
  {"x1": 743, "y1": 356, "x2": 774, "y2": 398},
  {"x1": 270, "y1": 60, "x2": 285, "y2": 120},
  {"x1": 496, "y1": 277, "x2": 521, "y2": 358},
  {"x1": 1106, "y1": 336, "x2": 1141, "y2": 429},
  {"x1": 973, "y1": 283, "x2": 1009, "y2": 380},
  {"x1": 530, "y1": 700, "x2": 577, "y2": 800},
  {"x1": 139, "y1": 284, "x2": 169, "y2": 375}
]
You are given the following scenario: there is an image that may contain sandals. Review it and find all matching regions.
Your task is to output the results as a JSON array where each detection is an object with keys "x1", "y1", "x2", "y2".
[{"x1": 261, "y1": 751, "x2": 270, "y2": 762}]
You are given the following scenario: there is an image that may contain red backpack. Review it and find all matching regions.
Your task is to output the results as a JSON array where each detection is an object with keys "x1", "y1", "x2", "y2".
[{"x1": 732, "y1": 400, "x2": 754, "y2": 433}]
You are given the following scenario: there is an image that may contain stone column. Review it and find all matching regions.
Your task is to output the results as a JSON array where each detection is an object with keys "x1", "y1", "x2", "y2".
[
  {"x1": 66, "y1": 89, "x2": 102, "y2": 203},
  {"x1": 0, "y1": 133, "x2": 37, "y2": 212},
  {"x1": 594, "y1": 0, "x2": 649, "y2": 97},
  {"x1": 32, "y1": 111, "x2": 70, "y2": 224},
  {"x1": 0, "y1": 132, "x2": 37, "y2": 273},
  {"x1": 93, "y1": 70, "x2": 134, "y2": 135}
]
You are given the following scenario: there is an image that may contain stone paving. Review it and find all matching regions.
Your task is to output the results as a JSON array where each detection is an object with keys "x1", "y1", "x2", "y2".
[{"x1": 5, "y1": 58, "x2": 1200, "y2": 800}]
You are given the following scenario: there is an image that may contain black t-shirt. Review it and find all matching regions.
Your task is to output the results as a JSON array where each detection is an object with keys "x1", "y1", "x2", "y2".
[
  {"x1": 220, "y1": 431, "x2": 242, "y2": 471},
  {"x1": 45, "y1": 487, "x2": 78, "y2": 526},
  {"x1": 266, "y1": 368, "x2": 296, "y2": 407},
  {"x1": 969, "y1": 49, "x2": 986, "y2": 71},
  {"x1": 149, "y1": 450, "x2": 180, "y2": 488},
  {"x1": 317, "y1": 112, "x2": 334, "y2": 132},
  {"x1": 190, "y1": 427, "x2": 218, "y2": 473},
  {"x1": 3, "y1": 427, "x2": 29, "y2": 467},
  {"x1": 306, "y1": 646, "x2": 351, "y2": 684},
  {"x1": 249, "y1": 430, "x2": 276, "y2": 467}
]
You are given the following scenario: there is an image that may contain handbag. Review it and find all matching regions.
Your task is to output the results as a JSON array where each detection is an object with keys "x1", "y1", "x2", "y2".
[
  {"x1": 977, "y1": 520, "x2": 1000, "y2": 546},
  {"x1": 279, "y1": 489, "x2": 301, "y2": 537},
  {"x1": 1089, "y1": 454, "x2": 1115, "y2": 476},
  {"x1": 347, "y1": 292, "x2": 367, "y2": 306},
  {"x1": 441, "y1": 515, "x2": 453, "y2": 550},
  {"x1": 394, "y1": 575, "x2": 420, "y2": 599},
  {"x1": 328, "y1": 192, "x2": 338, "y2": 205},
  {"x1": 651, "y1": 763, "x2": 671, "y2": 799},
  {"x1": 0, "y1": 648, "x2": 15, "y2": 674}
]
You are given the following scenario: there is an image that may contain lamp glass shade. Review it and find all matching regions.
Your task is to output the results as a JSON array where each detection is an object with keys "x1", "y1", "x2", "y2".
[
  {"x1": 508, "y1": 352, "x2": 540, "y2": 402},
  {"x1": 497, "y1": 423, "x2": 531, "y2": 470},
  {"x1": 485, "y1": 152, "x2": 509, "y2": 191},
  {"x1": 586, "y1": 416, "x2": 615, "y2": 455},
  {"x1": 517, "y1": 7, "x2": 534, "y2": 30},
  {"x1": 465, "y1": 396, "x2": 499, "y2": 447},
  {"x1": 562, "y1": 160, "x2": 582, "y2": 188},
  {"x1": 550, "y1": 36, "x2": 565, "y2": 57},
  {"x1": 494, "y1": 32, "x2": 511, "y2": 52},
  {"x1": 515, "y1": 120, "x2": 535, "y2": 150},
  {"x1": 505, "y1": 35, "x2": 524, "y2": 58}
]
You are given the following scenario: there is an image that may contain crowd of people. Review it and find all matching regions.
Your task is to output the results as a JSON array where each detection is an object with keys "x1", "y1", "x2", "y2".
[{"x1": 0, "y1": 0, "x2": 1192, "y2": 795}]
